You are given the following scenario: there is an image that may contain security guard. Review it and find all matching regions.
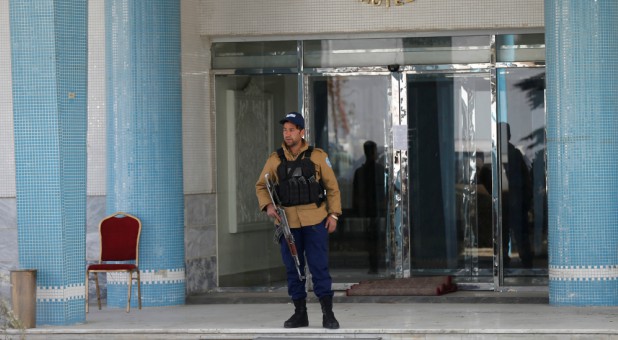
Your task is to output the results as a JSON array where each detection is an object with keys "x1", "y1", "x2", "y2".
[{"x1": 256, "y1": 112, "x2": 342, "y2": 329}]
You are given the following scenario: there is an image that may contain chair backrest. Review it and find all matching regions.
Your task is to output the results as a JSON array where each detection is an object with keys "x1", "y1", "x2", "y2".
[{"x1": 99, "y1": 212, "x2": 141, "y2": 264}]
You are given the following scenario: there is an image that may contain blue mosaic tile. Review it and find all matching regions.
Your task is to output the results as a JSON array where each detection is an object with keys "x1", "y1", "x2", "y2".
[
  {"x1": 10, "y1": 0, "x2": 88, "y2": 325},
  {"x1": 546, "y1": 0, "x2": 618, "y2": 306},
  {"x1": 105, "y1": 0, "x2": 185, "y2": 308}
]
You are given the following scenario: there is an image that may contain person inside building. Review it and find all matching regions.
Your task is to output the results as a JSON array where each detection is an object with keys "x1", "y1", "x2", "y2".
[
  {"x1": 352, "y1": 140, "x2": 386, "y2": 274},
  {"x1": 501, "y1": 122, "x2": 533, "y2": 268},
  {"x1": 255, "y1": 112, "x2": 342, "y2": 329}
]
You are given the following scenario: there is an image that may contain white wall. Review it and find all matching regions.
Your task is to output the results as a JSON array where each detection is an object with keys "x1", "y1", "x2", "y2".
[
  {"x1": 87, "y1": 0, "x2": 106, "y2": 196},
  {"x1": 200, "y1": 0, "x2": 544, "y2": 38},
  {"x1": 182, "y1": 0, "x2": 218, "y2": 294},
  {"x1": 0, "y1": 0, "x2": 17, "y2": 300},
  {"x1": 0, "y1": 0, "x2": 15, "y2": 198},
  {"x1": 183, "y1": 0, "x2": 215, "y2": 195}
]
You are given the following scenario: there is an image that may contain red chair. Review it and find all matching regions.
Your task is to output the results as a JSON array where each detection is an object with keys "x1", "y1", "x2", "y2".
[{"x1": 86, "y1": 212, "x2": 142, "y2": 313}]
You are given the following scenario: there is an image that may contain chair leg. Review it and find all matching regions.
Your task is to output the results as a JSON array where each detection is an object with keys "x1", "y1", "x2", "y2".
[
  {"x1": 94, "y1": 273, "x2": 102, "y2": 310},
  {"x1": 137, "y1": 270, "x2": 142, "y2": 310},
  {"x1": 126, "y1": 271, "x2": 132, "y2": 313},
  {"x1": 85, "y1": 271, "x2": 89, "y2": 313}
]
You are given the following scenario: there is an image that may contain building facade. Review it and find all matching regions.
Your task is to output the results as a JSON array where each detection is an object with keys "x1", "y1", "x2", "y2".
[{"x1": 0, "y1": 0, "x2": 616, "y2": 326}]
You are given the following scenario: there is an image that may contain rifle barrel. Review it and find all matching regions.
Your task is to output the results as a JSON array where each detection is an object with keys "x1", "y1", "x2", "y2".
[{"x1": 265, "y1": 173, "x2": 305, "y2": 281}]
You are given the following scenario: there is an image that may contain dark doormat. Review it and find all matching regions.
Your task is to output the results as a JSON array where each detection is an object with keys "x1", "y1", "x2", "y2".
[{"x1": 345, "y1": 275, "x2": 457, "y2": 296}]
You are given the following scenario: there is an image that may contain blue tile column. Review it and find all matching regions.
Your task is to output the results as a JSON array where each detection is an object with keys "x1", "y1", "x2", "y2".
[
  {"x1": 106, "y1": 0, "x2": 185, "y2": 307},
  {"x1": 545, "y1": 0, "x2": 618, "y2": 306},
  {"x1": 9, "y1": 1, "x2": 88, "y2": 325}
]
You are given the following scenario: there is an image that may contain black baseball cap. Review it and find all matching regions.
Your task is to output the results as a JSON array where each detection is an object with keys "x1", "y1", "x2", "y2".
[{"x1": 279, "y1": 112, "x2": 305, "y2": 130}]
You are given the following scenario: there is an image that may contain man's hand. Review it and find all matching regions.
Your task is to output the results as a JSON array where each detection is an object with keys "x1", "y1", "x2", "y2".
[
  {"x1": 265, "y1": 203, "x2": 281, "y2": 224},
  {"x1": 325, "y1": 215, "x2": 338, "y2": 233}
]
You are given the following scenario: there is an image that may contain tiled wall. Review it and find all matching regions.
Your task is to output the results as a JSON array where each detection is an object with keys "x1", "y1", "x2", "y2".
[
  {"x1": 105, "y1": 0, "x2": 185, "y2": 307},
  {"x1": 10, "y1": 0, "x2": 88, "y2": 325},
  {"x1": 546, "y1": 0, "x2": 618, "y2": 306},
  {"x1": 185, "y1": 194, "x2": 217, "y2": 293}
]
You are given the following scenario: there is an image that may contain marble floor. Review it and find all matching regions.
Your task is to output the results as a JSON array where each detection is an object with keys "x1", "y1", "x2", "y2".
[{"x1": 10, "y1": 298, "x2": 618, "y2": 340}]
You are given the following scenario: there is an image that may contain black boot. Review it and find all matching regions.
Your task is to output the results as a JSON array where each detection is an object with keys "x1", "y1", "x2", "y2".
[
  {"x1": 319, "y1": 295, "x2": 340, "y2": 329},
  {"x1": 283, "y1": 299, "x2": 309, "y2": 328}
]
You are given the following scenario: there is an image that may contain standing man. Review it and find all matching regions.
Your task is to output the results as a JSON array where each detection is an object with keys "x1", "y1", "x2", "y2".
[{"x1": 256, "y1": 112, "x2": 342, "y2": 329}]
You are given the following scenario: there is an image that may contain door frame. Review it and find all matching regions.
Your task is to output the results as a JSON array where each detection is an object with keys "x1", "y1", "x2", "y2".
[
  {"x1": 302, "y1": 66, "x2": 496, "y2": 288},
  {"x1": 212, "y1": 54, "x2": 547, "y2": 292},
  {"x1": 302, "y1": 62, "x2": 545, "y2": 291},
  {"x1": 401, "y1": 66, "x2": 495, "y2": 290},
  {"x1": 302, "y1": 70, "x2": 396, "y2": 289}
]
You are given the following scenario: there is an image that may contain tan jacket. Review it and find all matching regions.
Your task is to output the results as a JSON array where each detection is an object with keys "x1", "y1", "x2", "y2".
[{"x1": 256, "y1": 140, "x2": 342, "y2": 228}]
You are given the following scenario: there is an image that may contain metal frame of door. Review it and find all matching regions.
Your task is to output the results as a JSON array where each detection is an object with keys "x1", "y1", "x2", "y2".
[
  {"x1": 400, "y1": 65, "x2": 495, "y2": 290},
  {"x1": 302, "y1": 61, "x2": 545, "y2": 291},
  {"x1": 493, "y1": 61, "x2": 547, "y2": 291},
  {"x1": 400, "y1": 62, "x2": 546, "y2": 291},
  {"x1": 302, "y1": 65, "x2": 496, "y2": 288},
  {"x1": 212, "y1": 37, "x2": 547, "y2": 292}
]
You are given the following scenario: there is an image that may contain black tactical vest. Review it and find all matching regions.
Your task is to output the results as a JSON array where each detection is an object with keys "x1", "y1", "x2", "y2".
[{"x1": 276, "y1": 146, "x2": 326, "y2": 207}]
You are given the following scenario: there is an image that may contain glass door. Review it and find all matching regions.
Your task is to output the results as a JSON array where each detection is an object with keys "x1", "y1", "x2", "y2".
[
  {"x1": 215, "y1": 74, "x2": 298, "y2": 288},
  {"x1": 406, "y1": 72, "x2": 493, "y2": 285},
  {"x1": 307, "y1": 74, "x2": 392, "y2": 284},
  {"x1": 211, "y1": 36, "x2": 548, "y2": 292},
  {"x1": 497, "y1": 68, "x2": 548, "y2": 286}
]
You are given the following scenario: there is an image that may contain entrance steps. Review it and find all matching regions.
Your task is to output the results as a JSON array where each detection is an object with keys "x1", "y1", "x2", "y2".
[
  {"x1": 10, "y1": 298, "x2": 618, "y2": 340},
  {"x1": 10, "y1": 291, "x2": 618, "y2": 340}
]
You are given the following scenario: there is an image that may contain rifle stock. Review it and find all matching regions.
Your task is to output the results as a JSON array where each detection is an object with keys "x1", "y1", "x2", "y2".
[{"x1": 265, "y1": 174, "x2": 305, "y2": 281}]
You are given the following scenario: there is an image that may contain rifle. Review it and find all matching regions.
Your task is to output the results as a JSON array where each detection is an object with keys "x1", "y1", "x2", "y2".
[{"x1": 265, "y1": 173, "x2": 305, "y2": 281}]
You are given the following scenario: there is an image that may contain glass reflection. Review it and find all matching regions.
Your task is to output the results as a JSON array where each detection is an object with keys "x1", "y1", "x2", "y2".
[
  {"x1": 310, "y1": 75, "x2": 391, "y2": 282},
  {"x1": 352, "y1": 140, "x2": 387, "y2": 274},
  {"x1": 303, "y1": 35, "x2": 491, "y2": 68},
  {"x1": 215, "y1": 74, "x2": 298, "y2": 287},
  {"x1": 496, "y1": 34, "x2": 545, "y2": 62},
  {"x1": 498, "y1": 68, "x2": 547, "y2": 284},
  {"x1": 500, "y1": 121, "x2": 533, "y2": 268},
  {"x1": 407, "y1": 73, "x2": 492, "y2": 279}
]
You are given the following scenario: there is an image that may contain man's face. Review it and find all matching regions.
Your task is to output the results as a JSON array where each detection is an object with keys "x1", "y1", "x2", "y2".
[{"x1": 282, "y1": 122, "x2": 304, "y2": 149}]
